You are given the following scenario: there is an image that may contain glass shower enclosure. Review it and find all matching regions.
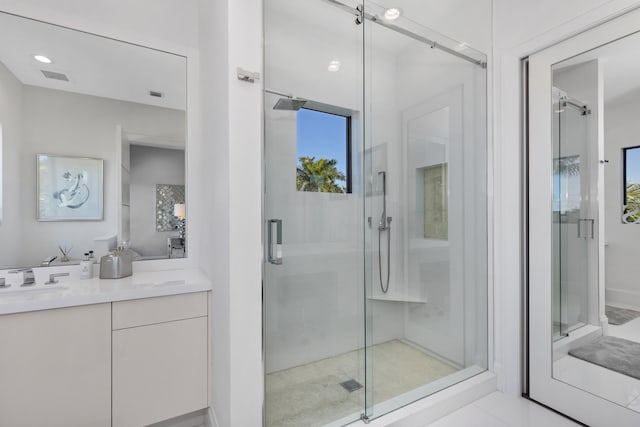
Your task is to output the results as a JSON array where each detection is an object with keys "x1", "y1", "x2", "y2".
[{"x1": 263, "y1": 1, "x2": 488, "y2": 425}]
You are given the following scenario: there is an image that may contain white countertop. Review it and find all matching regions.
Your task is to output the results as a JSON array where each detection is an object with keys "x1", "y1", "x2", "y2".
[{"x1": 0, "y1": 268, "x2": 212, "y2": 315}]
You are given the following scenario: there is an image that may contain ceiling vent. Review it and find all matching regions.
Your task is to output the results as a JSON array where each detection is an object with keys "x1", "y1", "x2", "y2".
[
  {"x1": 149, "y1": 90, "x2": 163, "y2": 98},
  {"x1": 41, "y1": 70, "x2": 69, "y2": 82}
]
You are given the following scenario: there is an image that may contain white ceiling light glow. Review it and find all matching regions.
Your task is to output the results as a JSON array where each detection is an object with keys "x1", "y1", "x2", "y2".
[
  {"x1": 33, "y1": 55, "x2": 52, "y2": 64},
  {"x1": 384, "y1": 8, "x2": 401, "y2": 20},
  {"x1": 328, "y1": 60, "x2": 341, "y2": 72}
]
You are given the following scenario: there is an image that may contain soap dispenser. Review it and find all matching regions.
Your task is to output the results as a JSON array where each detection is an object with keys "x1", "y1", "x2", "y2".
[{"x1": 80, "y1": 252, "x2": 93, "y2": 279}]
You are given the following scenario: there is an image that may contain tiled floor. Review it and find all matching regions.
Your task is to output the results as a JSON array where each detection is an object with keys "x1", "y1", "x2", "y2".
[{"x1": 425, "y1": 392, "x2": 580, "y2": 427}]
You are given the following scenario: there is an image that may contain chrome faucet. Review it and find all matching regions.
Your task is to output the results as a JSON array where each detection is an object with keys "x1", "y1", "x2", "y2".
[
  {"x1": 41, "y1": 256, "x2": 57, "y2": 266},
  {"x1": 45, "y1": 272, "x2": 69, "y2": 285},
  {"x1": 9, "y1": 268, "x2": 35, "y2": 287}
]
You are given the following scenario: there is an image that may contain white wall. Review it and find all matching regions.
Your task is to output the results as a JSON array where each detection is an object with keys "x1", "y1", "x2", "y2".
[
  {"x1": 0, "y1": 0, "x2": 199, "y2": 51},
  {"x1": 0, "y1": 61, "x2": 23, "y2": 267},
  {"x1": 129, "y1": 145, "x2": 185, "y2": 257},
  {"x1": 15, "y1": 85, "x2": 184, "y2": 267},
  {"x1": 493, "y1": 0, "x2": 640, "y2": 395},
  {"x1": 198, "y1": 0, "x2": 263, "y2": 425},
  {"x1": 604, "y1": 93, "x2": 640, "y2": 307}
]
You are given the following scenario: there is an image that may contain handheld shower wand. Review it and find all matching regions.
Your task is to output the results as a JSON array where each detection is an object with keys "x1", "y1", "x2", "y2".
[
  {"x1": 378, "y1": 172, "x2": 389, "y2": 230},
  {"x1": 378, "y1": 171, "x2": 391, "y2": 293}
]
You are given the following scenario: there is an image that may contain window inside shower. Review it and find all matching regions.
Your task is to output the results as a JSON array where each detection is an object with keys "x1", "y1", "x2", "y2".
[{"x1": 296, "y1": 108, "x2": 352, "y2": 193}]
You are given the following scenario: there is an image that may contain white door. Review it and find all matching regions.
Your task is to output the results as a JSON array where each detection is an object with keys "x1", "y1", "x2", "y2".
[{"x1": 529, "y1": 8, "x2": 640, "y2": 427}]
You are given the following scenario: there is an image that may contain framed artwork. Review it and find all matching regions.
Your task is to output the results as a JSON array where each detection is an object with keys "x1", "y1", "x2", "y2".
[
  {"x1": 37, "y1": 154, "x2": 104, "y2": 221},
  {"x1": 156, "y1": 184, "x2": 185, "y2": 231}
]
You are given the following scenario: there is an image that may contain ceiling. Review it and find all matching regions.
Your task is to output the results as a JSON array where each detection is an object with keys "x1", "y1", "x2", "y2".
[{"x1": 0, "y1": 11, "x2": 186, "y2": 111}]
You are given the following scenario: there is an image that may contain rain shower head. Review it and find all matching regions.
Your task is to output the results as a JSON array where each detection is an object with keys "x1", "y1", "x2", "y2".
[{"x1": 273, "y1": 97, "x2": 307, "y2": 111}]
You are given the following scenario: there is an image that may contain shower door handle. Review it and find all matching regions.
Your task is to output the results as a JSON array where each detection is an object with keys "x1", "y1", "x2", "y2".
[
  {"x1": 268, "y1": 219, "x2": 283, "y2": 265},
  {"x1": 578, "y1": 218, "x2": 594, "y2": 239}
]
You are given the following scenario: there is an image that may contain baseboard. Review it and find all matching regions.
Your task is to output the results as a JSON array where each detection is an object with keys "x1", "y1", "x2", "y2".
[
  {"x1": 606, "y1": 288, "x2": 640, "y2": 310},
  {"x1": 344, "y1": 371, "x2": 497, "y2": 427}
]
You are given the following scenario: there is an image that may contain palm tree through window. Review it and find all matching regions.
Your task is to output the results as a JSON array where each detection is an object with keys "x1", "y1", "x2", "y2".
[{"x1": 296, "y1": 108, "x2": 351, "y2": 193}]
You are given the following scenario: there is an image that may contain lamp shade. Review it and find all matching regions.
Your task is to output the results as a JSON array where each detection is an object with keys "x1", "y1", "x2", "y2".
[{"x1": 173, "y1": 203, "x2": 186, "y2": 219}]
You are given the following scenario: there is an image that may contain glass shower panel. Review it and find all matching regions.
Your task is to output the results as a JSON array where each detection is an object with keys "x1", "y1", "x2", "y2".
[
  {"x1": 552, "y1": 87, "x2": 592, "y2": 339},
  {"x1": 363, "y1": 1, "x2": 488, "y2": 419},
  {"x1": 263, "y1": 0, "x2": 365, "y2": 426}
]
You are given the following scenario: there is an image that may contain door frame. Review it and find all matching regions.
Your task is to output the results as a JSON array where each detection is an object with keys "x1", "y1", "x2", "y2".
[{"x1": 527, "y1": 7, "x2": 640, "y2": 426}]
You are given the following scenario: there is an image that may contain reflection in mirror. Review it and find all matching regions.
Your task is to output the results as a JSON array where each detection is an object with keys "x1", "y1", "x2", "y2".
[
  {"x1": 551, "y1": 29, "x2": 640, "y2": 412},
  {"x1": 0, "y1": 12, "x2": 187, "y2": 269}
]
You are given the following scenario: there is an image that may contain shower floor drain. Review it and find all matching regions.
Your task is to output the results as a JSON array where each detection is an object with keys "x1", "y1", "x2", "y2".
[{"x1": 339, "y1": 379, "x2": 363, "y2": 393}]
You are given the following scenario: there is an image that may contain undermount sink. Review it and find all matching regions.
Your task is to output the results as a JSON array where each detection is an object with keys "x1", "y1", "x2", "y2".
[{"x1": 0, "y1": 284, "x2": 68, "y2": 297}]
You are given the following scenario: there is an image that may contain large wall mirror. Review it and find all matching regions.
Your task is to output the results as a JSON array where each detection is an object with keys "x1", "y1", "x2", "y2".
[
  {"x1": 528, "y1": 8, "x2": 640, "y2": 426},
  {"x1": 0, "y1": 12, "x2": 187, "y2": 269}
]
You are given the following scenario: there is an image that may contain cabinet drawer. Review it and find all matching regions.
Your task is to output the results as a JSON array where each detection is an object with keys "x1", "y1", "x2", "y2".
[{"x1": 112, "y1": 292, "x2": 207, "y2": 330}]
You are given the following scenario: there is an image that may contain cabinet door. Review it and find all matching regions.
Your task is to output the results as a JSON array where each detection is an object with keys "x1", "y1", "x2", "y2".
[
  {"x1": 112, "y1": 316, "x2": 208, "y2": 427},
  {"x1": 0, "y1": 304, "x2": 111, "y2": 427}
]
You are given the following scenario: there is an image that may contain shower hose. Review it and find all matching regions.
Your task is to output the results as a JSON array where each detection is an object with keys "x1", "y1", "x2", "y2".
[{"x1": 378, "y1": 225, "x2": 390, "y2": 293}]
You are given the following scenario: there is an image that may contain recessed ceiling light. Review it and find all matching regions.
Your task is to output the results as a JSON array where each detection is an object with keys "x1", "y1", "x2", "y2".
[
  {"x1": 384, "y1": 8, "x2": 401, "y2": 20},
  {"x1": 328, "y1": 60, "x2": 341, "y2": 72},
  {"x1": 33, "y1": 55, "x2": 52, "y2": 64}
]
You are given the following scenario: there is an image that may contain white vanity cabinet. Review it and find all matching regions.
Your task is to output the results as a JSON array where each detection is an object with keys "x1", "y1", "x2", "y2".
[
  {"x1": 0, "y1": 303, "x2": 111, "y2": 427},
  {"x1": 112, "y1": 292, "x2": 208, "y2": 427}
]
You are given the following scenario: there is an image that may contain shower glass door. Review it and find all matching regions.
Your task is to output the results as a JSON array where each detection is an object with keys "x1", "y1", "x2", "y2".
[
  {"x1": 552, "y1": 87, "x2": 593, "y2": 340},
  {"x1": 362, "y1": 2, "x2": 488, "y2": 419},
  {"x1": 263, "y1": 1, "x2": 489, "y2": 425},
  {"x1": 263, "y1": 1, "x2": 366, "y2": 425}
]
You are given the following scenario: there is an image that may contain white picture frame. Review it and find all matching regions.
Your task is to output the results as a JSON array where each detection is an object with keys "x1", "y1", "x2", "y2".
[{"x1": 37, "y1": 154, "x2": 104, "y2": 221}]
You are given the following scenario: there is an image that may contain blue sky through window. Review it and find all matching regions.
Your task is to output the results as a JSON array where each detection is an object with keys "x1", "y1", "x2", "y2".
[
  {"x1": 627, "y1": 147, "x2": 640, "y2": 184},
  {"x1": 296, "y1": 108, "x2": 347, "y2": 188}
]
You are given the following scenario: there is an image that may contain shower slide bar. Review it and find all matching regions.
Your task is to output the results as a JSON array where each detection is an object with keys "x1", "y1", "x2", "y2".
[{"x1": 321, "y1": 0, "x2": 487, "y2": 68}]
